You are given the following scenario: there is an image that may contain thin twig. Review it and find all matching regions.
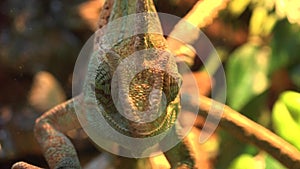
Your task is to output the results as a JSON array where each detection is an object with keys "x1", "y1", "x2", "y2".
[
  {"x1": 167, "y1": 0, "x2": 229, "y2": 59},
  {"x1": 181, "y1": 0, "x2": 229, "y2": 28},
  {"x1": 197, "y1": 95, "x2": 300, "y2": 169}
]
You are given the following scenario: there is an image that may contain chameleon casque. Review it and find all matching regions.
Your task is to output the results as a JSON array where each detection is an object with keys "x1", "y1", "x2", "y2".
[{"x1": 12, "y1": 0, "x2": 196, "y2": 168}]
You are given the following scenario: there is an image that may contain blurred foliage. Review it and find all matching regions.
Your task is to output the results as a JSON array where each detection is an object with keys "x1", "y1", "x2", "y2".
[
  {"x1": 216, "y1": 0, "x2": 300, "y2": 168},
  {"x1": 228, "y1": 153, "x2": 287, "y2": 169},
  {"x1": 0, "y1": 0, "x2": 95, "y2": 167},
  {"x1": 226, "y1": 41, "x2": 270, "y2": 111},
  {"x1": 0, "y1": 0, "x2": 93, "y2": 87},
  {"x1": 272, "y1": 91, "x2": 300, "y2": 150},
  {"x1": 228, "y1": 154, "x2": 258, "y2": 169},
  {"x1": 270, "y1": 20, "x2": 300, "y2": 73}
]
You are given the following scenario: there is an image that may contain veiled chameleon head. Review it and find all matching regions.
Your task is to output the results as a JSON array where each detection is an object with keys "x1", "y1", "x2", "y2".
[{"x1": 94, "y1": 35, "x2": 182, "y2": 137}]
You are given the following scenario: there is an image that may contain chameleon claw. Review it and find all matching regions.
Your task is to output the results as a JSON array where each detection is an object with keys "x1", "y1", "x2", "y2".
[
  {"x1": 175, "y1": 163, "x2": 194, "y2": 169},
  {"x1": 12, "y1": 161, "x2": 43, "y2": 169}
]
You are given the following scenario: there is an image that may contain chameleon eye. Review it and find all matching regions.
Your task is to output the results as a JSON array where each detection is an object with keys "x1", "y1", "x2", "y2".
[
  {"x1": 163, "y1": 72, "x2": 181, "y2": 103},
  {"x1": 94, "y1": 62, "x2": 115, "y2": 111}
]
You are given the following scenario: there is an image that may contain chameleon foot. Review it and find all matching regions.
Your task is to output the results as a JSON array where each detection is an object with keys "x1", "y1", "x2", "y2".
[
  {"x1": 176, "y1": 163, "x2": 194, "y2": 169},
  {"x1": 12, "y1": 162, "x2": 43, "y2": 169}
]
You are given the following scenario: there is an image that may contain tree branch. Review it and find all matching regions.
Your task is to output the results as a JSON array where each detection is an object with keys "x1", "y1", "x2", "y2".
[
  {"x1": 167, "y1": 0, "x2": 229, "y2": 60},
  {"x1": 197, "y1": 95, "x2": 300, "y2": 169}
]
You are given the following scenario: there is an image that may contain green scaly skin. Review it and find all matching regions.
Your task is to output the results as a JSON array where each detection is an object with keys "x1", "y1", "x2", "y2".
[{"x1": 12, "y1": 0, "x2": 195, "y2": 168}]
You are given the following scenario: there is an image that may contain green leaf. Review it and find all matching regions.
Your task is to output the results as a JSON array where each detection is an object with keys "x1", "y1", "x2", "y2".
[
  {"x1": 272, "y1": 100, "x2": 300, "y2": 150},
  {"x1": 290, "y1": 66, "x2": 300, "y2": 89},
  {"x1": 226, "y1": 41, "x2": 270, "y2": 111},
  {"x1": 269, "y1": 20, "x2": 300, "y2": 73},
  {"x1": 229, "y1": 153, "x2": 287, "y2": 169},
  {"x1": 280, "y1": 91, "x2": 300, "y2": 124},
  {"x1": 265, "y1": 155, "x2": 287, "y2": 169},
  {"x1": 250, "y1": 6, "x2": 268, "y2": 36},
  {"x1": 216, "y1": 130, "x2": 258, "y2": 169},
  {"x1": 228, "y1": 0, "x2": 251, "y2": 17},
  {"x1": 228, "y1": 154, "x2": 256, "y2": 169}
]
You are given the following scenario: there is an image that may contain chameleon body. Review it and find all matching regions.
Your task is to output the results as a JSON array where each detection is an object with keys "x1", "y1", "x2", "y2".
[
  {"x1": 92, "y1": 0, "x2": 181, "y2": 138},
  {"x1": 12, "y1": 0, "x2": 195, "y2": 168}
]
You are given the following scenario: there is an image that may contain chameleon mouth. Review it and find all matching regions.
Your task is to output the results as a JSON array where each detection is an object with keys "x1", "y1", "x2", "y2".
[
  {"x1": 101, "y1": 95, "x2": 179, "y2": 138},
  {"x1": 94, "y1": 62, "x2": 182, "y2": 137}
]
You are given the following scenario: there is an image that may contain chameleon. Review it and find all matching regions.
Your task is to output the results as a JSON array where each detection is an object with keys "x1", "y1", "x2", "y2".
[{"x1": 12, "y1": 0, "x2": 195, "y2": 169}]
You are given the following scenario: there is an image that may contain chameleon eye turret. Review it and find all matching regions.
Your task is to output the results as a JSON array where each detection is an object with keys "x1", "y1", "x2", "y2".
[{"x1": 94, "y1": 46, "x2": 182, "y2": 137}]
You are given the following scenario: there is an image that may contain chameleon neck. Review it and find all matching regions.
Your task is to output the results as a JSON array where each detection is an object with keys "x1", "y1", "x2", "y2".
[
  {"x1": 97, "y1": 0, "x2": 166, "y2": 56},
  {"x1": 108, "y1": 0, "x2": 162, "y2": 45},
  {"x1": 109, "y1": 0, "x2": 157, "y2": 20}
]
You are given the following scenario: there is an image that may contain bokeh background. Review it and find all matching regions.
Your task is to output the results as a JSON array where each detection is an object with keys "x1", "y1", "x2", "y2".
[{"x1": 0, "y1": 0, "x2": 299, "y2": 168}]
